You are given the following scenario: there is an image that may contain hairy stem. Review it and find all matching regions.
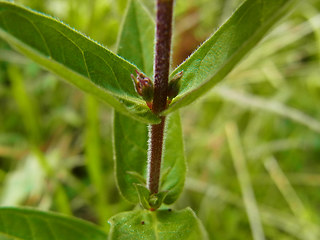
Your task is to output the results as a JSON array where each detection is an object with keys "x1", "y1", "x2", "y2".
[
  {"x1": 148, "y1": 0, "x2": 174, "y2": 194},
  {"x1": 152, "y1": 0, "x2": 174, "y2": 114},
  {"x1": 148, "y1": 116, "x2": 166, "y2": 194}
]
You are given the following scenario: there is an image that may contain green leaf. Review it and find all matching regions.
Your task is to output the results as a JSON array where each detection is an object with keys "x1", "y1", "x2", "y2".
[
  {"x1": 114, "y1": 0, "x2": 186, "y2": 204},
  {"x1": 108, "y1": 208, "x2": 208, "y2": 240},
  {"x1": 114, "y1": 111, "x2": 185, "y2": 204},
  {"x1": 164, "y1": 0, "x2": 296, "y2": 114},
  {"x1": 135, "y1": 184, "x2": 151, "y2": 210},
  {"x1": 113, "y1": 111, "x2": 148, "y2": 203},
  {"x1": 0, "y1": 1, "x2": 159, "y2": 124},
  {"x1": 127, "y1": 171, "x2": 146, "y2": 185},
  {"x1": 117, "y1": 0, "x2": 154, "y2": 77},
  {"x1": 0, "y1": 207, "x2": 108, "y2": 240},
  {"x1": 160, "y1": 112, "x2": 186, "y2": 204}
]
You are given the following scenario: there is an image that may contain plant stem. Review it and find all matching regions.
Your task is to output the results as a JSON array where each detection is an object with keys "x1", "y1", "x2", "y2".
[
  {"x1": 148, "y1": 116, "x2": 166, "y2": 194},
  {"x1": 152, "y1": 0, "x2": 174, "y2": 114},
  {"x1": 148, "y1": 0, "x2": 174, "y2": 194}
]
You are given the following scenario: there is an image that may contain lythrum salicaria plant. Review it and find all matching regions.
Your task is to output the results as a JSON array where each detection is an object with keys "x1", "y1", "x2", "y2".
[{"x1": 0, "y1": 0, "x2": 296, "y2": 239}]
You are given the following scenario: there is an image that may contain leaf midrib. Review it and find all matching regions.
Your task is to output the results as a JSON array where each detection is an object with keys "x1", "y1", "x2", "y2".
[
  {"x1": 0, "y1": 2, "x2": 149, "y2": 103},
  {"x1": 0, "y1": 28, "x2": 145, "y2": 106},
  {"x1": 151, "y1": 212, "x2": 160, "y2": 240},
  {"x1": 0, "y1": 9, "x2": 128, "y2": 99}
]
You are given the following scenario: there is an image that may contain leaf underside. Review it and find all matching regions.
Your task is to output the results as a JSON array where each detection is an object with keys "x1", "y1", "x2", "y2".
[
  {"x1": 0, "y1": 1, "x2": 159, "y2": 124},
  {"x1": 0, "y1": 207, "x2": 108, "y2": 240},
  {"x1": 108, "y1": 208, "x2": 208, "y2": 240},
  {"x1": 114, "y1": 0, "x2": 186, "y2": 204},
  {"x1": 165, "y1": 0, "x2": 296, "y2": 114}
]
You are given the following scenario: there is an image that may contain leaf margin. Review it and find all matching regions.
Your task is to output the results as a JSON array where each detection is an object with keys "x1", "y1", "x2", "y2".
[
  {"x1": 0, "y1": 1, "x2": 160, "y2": 124},
  {"x1": 163, "y1": 0, "x2": 297, "y2": 115},
  {"x1": 0, "y1": 206, "x2": 108, "y2": 240}
]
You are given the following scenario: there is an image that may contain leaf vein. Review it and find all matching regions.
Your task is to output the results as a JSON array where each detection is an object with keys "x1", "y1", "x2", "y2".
[{"x1": 29, "y1": 19, "x2": 52, "y2": 57}]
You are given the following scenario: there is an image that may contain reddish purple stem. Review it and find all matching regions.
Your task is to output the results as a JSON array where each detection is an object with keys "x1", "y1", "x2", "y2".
[{"x1": 148, "y1": 0, "x2": 174, "y2": 194}]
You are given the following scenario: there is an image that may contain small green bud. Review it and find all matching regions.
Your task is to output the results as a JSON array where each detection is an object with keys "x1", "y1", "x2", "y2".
[
  {"x1": 168, "y1": 71, "x2": 183, "y2": 100},
  {"x1": 131, "y1": 70, "x2": 154, "y2": 103},
  {"x1": 134, "y1": 184, "x2": 169, "y2": 211},
  {"x1": 148, "y1": 191, "x2": 169, "y2": 210},
  {"x1": 149, "y1": 194, "x2": 158, "y2": 207}
]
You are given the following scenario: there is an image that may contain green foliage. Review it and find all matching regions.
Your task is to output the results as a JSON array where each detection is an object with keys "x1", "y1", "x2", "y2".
[
  {"x1": 108, "y1": 208, "x2": 208, "y2": 240},
  {"x1": 0, "y1": 0, "x2": 315, "y2": 239},
  {"x1": 114, "y1": 111, "x2": 186, "y2": 205},
  {"x1": 0, "y1": 1, "x2": 158, "y2": 124},
  {"x1": 0, "y1": 207, "x2": 108, "y2": 240},
  {"x1": 165, "y1": 0, "x2": 297, "y2": 114},
  {"x1": 113, "y1": 112, "x2": 148, "y2": 203},
  {"x1": 117, "y1": 0, "x2": 154, "y2": 77},
  {"x1": 113, "y1": 0, "x2": 152, "y2": 203},
  {"x1": 160, "y1": 112, "x2": 186, "y2": 204}
]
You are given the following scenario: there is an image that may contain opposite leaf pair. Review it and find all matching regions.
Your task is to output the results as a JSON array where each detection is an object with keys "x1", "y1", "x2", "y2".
[
  {"x1": 0, "y1": 0, "x2": 297, "y2": 239},
  {"x1": 0, "y1": 0, "x2": 296, "y2": 123}
]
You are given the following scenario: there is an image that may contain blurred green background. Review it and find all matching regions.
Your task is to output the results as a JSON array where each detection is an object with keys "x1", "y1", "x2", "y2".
[{"x1": 1, "y1": 0, "x2": 320, "y2": 239}]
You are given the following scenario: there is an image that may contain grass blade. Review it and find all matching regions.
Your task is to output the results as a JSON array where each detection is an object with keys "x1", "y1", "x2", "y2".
[{"x1": 226, "y1": 122, "x2": 265, "y2": 240}]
